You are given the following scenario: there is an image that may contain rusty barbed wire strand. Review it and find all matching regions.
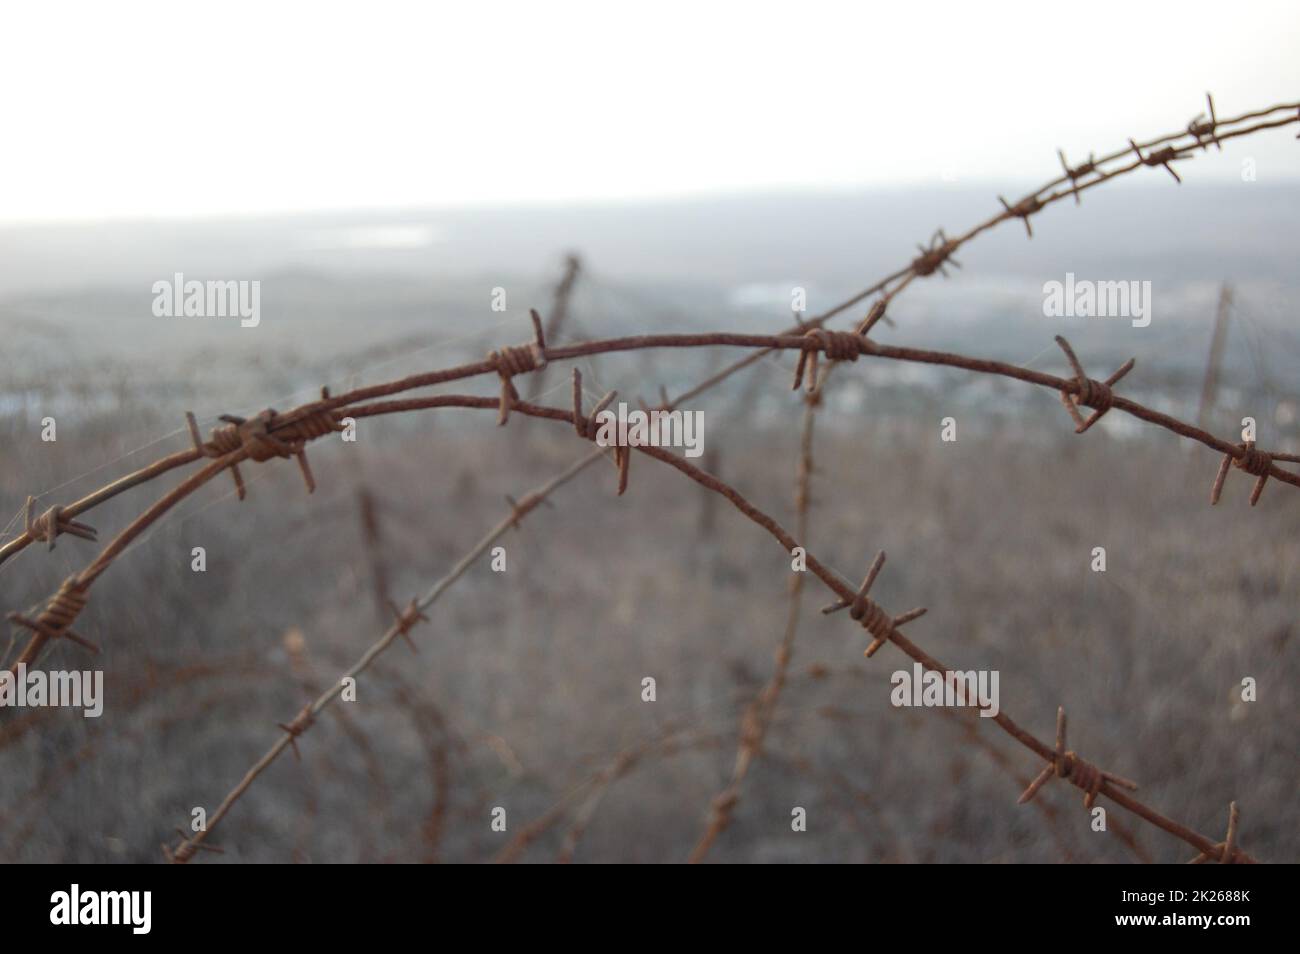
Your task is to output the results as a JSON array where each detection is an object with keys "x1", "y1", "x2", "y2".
[{"x1": 4, "y1": 96, "x2": 1291, "y2": 576}]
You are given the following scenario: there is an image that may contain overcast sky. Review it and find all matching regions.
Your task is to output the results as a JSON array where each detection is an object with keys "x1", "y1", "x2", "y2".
[{"x1": 2, "y1": 0, "x2": 1296, "y2": 224}]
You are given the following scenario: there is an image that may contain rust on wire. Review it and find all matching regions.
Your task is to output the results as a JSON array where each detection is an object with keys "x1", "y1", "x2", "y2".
[
  {"x1": 792, "y1": 329, "x2": 865, "y2": 393},
  {"x1": 998, "y1": 194, "x2": 1045, "y2": 238},
  {"x1": 820, "y1": 551, "x2": 927, "y2": 658},
  {"x1": 910, "y1": 229, "x2": 962, "y2": 277},
  {"x1": 854, "y1": 298, "x2": 890, "y2": 337},
  {"x1": 162, "y1": 827, "x2": 223, "y2": 863},
  {"x1": 185, "y1": 386, "x2": 342, "y2": 499},
  {"x1": 569, "y1": 368, "x2": 629, "y2": 495},
  {"x1": 277, "y1": 703, "x2": 317, "y2": 762},
  {"x1": 7, "y1": 576, "x2": 99, "y2": 657},
  {"x1": 1189, "y1": 802, "x2": 1241, "y2": 864},
  {"x1": 1209, "y1": 440, "x2": 1300, "y2": 506},
  {"x1": 386, "y1": 597, "x2": 429, "y2": 653},
  {"x1": 505, "y1": 491, "x2": 553, "y2": 529},
  {"x1": 1187, "y1": 92, "x2": 1221, "y2": 152},
  {"x1": 1017, "y1": 707, "x2": 1139, "y2": 810},
  {"x1": 1054, "y1": 336, "x2": 1136, "y2": 434},
  {"x1": 1056, "y1": 148, "x2": 1098, "y2": 204},
  {"x1": 489, "y1": 310, "x2": 548, "y2": 425},
  {"x1": 1129, "y1": 137, "x2": 1183, "y2": 183},
  {"x1": 24, "y1": 496, "x2": 97, "y2": 551}
]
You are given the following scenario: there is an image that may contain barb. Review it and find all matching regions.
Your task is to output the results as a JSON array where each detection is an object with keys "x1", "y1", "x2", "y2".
[
  {"x1": 6, "y1": 576, "x2": 98, "y2": 658},
  {"x1": 23, "y1": 496, "x2": 97, "y2": 551},
  {"x1": 1054, "y1": 336, "x2": 1136, "y2": 434},
  {"x1": 1187, "y1": 92, "x2": 1221, "y2": 152},
  {"x1": 998, "y1": 194, "x2": 1046, "y2": 238},
  {"x1": 1188, "y1": 802, "x2": 1241, "y2": 864},
  {"x1": 1128, "y1": 137, "x2": 1182, "y2": 184},
  {"x1": 1209, "y1": 440, "x2": 1300, "y2": 506},
  {"x1": 185, "y1": 386, "x2": 342, "y2": 499},
  {"x1": 827, "y1": 553, "x2": 928, "y2": 657},
  {"x1": 1017, "y1": 706, "x2": 1139, "y2": 811},
  {"x1": 1056, "y1": 148, "x2": 1098, "y2": 205},
  {"x1": 570, "y1": 368, "x2": 630, "y2": 495},
  {"x1": 489, "y1": 309, "x2": 549, "y2": 425}
]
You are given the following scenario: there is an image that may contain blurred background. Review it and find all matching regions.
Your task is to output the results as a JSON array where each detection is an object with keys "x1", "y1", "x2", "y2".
[{"x1": 1, "y1": 1, "x2": 1297, "y2": 862}]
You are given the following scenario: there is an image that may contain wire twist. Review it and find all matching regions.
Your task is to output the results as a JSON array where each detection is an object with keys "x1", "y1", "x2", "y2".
[
  {"x1": 910, "y1": 229, "x2": 962, "y2": 277},
  {"x1": 998, "y1": 194, "x2": 1046, "y2": 238},
  {"x1": 24, "y1": 496, "x2": 97, "y2": 551},
  {"x1": 7, "y1": 575, "x2": 99, "y2": 656},
  {"x1": 1187, "y1": 92, "x2": 1221, "y2": 152},
  {"x1": 1057, "y1": 148, "x2": 1098, "y2": 205},
  {"x1": 489, "y1": 310, "x2": 548, "y2": 425},
  {"x1": 278, "y1": 702, "x2": 317, "y2": 762},
  {"x1": 1054, "y1": 336, "x2": 1136, "y2": 434},
  {"x1": 791, "y1": 328, "x2": 865, "y2": 393},
  {"x1": 1018, "y1": 707, "x2": 1139, "y2": 810},
  {"x1": 186, "y1": 387, "x2": 342, "y2": 499},
  {"x1": 1188, "y1": 802, "x2": 1243, "y2": 864},
  {"x1": 1129, "y1": 138, "x2": 1183, "y2": 183},
  {"x1": 1209, "y1": 440, "x2": 1300, "y2": 506},
  {"x1": 820, "y1": 551, "x2": 927, "y2": 657}
]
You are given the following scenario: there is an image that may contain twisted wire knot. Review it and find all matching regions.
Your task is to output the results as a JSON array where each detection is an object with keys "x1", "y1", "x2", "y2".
[
  {"x1": 791, "y1": 329, "x2": 864, "y2": 393},
  {"x1": 490, "y1": 310, "x2": 548, "y2": 426},
  {"x1": 910, "y1": 230, "x2": 961, "y2": 277},
  {"x1": 821, "y1": 551, "x2": 927, "y2": 658},
  {"x1": 24, "y1": 496, "x2": 97, "y2": 551},
  {"x1": 999, "y1": 194, "x2": 1045, "y2": 237},
  {"x1": 7, "y1": 575, "x2": 99, "y2": 655},
  {"x1": 1018, "y1": 707, "x2": 1138, "y2": 810},
  {"x1": 1209, "y1": 440, "x2": 1300, "y2": 506},
  {"x1": 1129, "y1": 137, "x2": 1183, "y2": 183},
  {"x1": 387, "y1": 596, "x2": 429, "y2": 653},
  {"x1": 278, "y1": 703, "x2": 317, "y2": 761},
  {"x1": 1237, "y1": 445, "x2": 1272, "y2": 477},
  {"x1": 186, "y1": 389, "x2": 341, "y2": 499},
  {"x1": 1189, "y1": 802, "x2": 1245, "y2": 864},
  {"x1": 1074, "y1": 377, "x2": 1114, "y2": 413},
  {"x1": 1057, "y1": 148, "x2": 1098, "y2": 205},
  {"x1": 1187, "y1": 93, "x2": 1220, "y2": 151},
  {"x1": 1055, "y1": 336, "x2": 1135, "y2": 434},
  {"x1": 169, "y1": 840, "x2": 198, "y2": 863},
  {"x1": 162, "y1": 827, "x2": 222, "y2": 864}
]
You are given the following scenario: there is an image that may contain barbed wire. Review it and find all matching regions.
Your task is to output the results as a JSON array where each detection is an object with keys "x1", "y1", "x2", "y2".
[{"x1": 3, "y1": 94, "x2": 1293, "y2": 863}]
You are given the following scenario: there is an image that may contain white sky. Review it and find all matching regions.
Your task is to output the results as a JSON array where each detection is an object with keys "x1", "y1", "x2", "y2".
[{"x1": 2, "y1": 0, "x2": 1297, "y2": 224}]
